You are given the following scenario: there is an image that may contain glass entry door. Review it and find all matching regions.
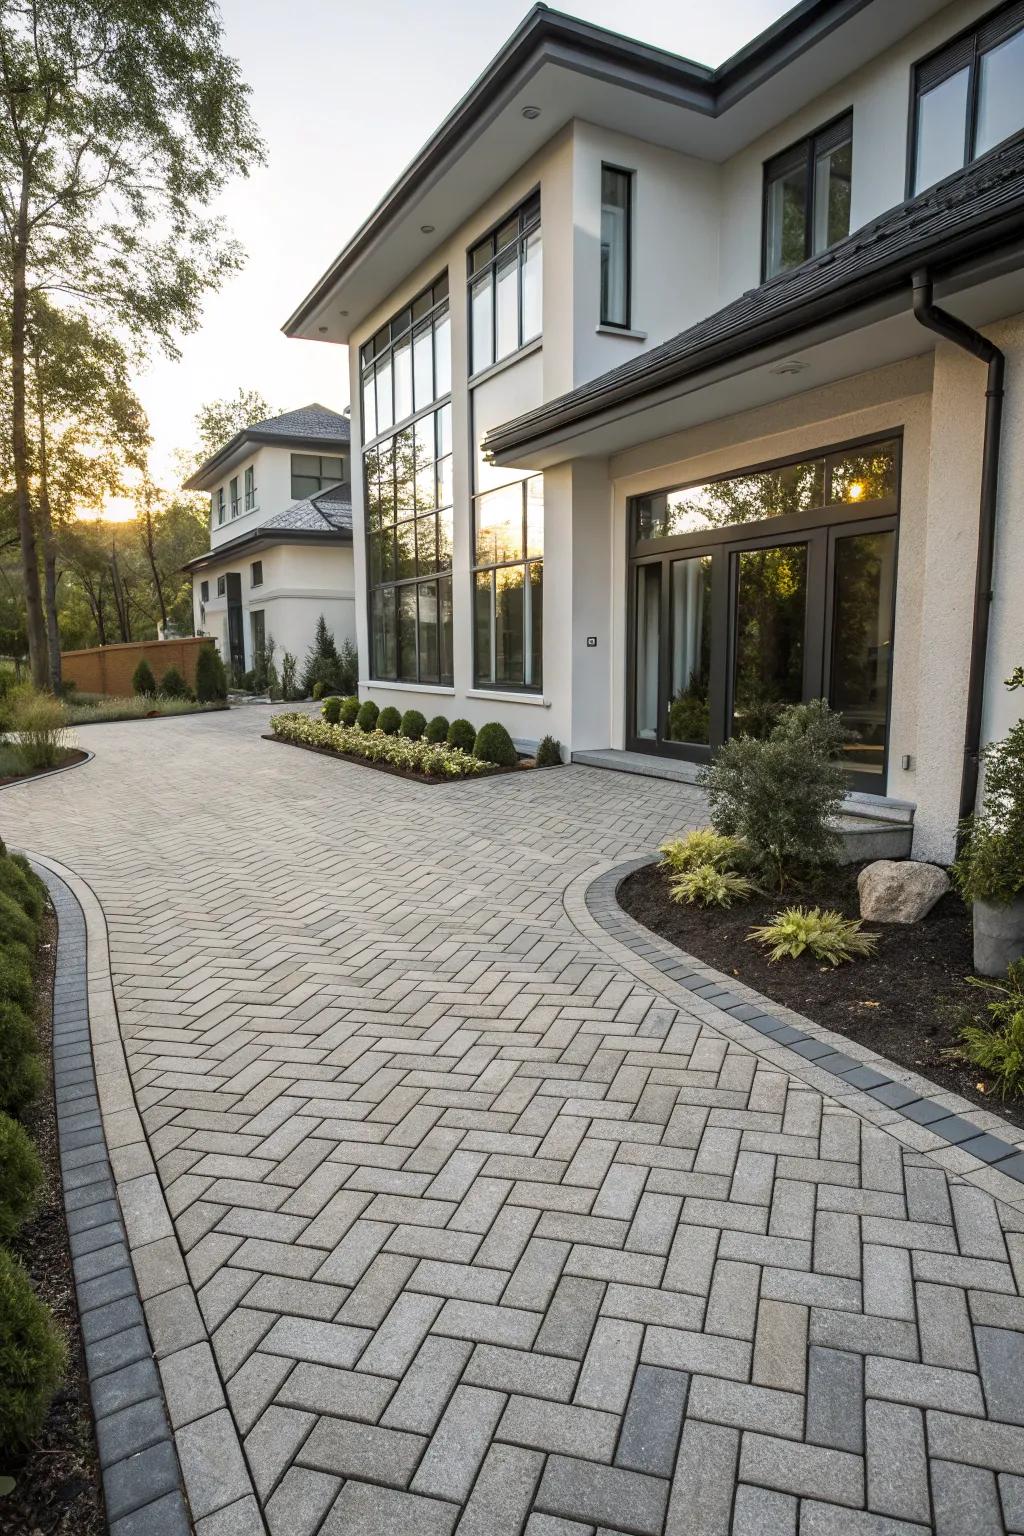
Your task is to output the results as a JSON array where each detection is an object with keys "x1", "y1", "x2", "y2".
[{"x1": 626, "y1": 436, "x2": 900, "y2": 792}]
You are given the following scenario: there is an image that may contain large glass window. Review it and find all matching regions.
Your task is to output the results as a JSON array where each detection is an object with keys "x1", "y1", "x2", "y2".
[
  {"x1": 912, "y1": 2, "x2": 1024, "y2": 194},
  {"x1": 764, "y1": 114, "x2": 852, "y2": 279},
  {"x1": 472, "y1": 475, "x2": 543, "y2": 691},
  {"x1": 230, "y1": 475, "x2": 240, "y2": 519},
  {"x1": 291, "y1": 454, "x2": 346, "y2": 501},
  {"x1": 362, "y1": 275, "x2": 453, "y2": 686},
  {"x1": 628, "y1": 435, "x2": 900, "y2": 789},
  {"x1": 468, "y1": 193, "x2": 542, "y2": 375},
  {"x1": 600, "y1": 166, "x2": 632, "y2": 328},
  {"x1": 244, "y1": 466, "x2": 256, "y2": 511}
]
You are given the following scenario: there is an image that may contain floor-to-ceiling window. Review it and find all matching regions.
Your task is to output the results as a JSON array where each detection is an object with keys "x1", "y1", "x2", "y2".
[
  {"x1": 361, "y1": 273, "x2": 453, "y2": 685},
  {"x1": 627, "y1": 435, "x2": 899, "y2": 789}
]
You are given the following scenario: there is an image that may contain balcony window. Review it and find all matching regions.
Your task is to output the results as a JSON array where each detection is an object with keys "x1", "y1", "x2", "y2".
[
  {"x1": 216, "y1": 488, "x2": 225, "y2": 526},
  {"x1": 912, "y1": 2, "x2": 1024, "y2": 194},
  {"x1": 468, "y1": 192, "x2": 541, "y2": 375},
  {"x1": 763, "y1": 113, "x2": 852, "y2": 279}
]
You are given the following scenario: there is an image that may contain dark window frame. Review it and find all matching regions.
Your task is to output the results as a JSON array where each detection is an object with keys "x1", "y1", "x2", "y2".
[
  {"x1": 216, "y1": 487, "x2": 225, "y2": 526},
  {"x1": 250, "y1": 560, "x2": 263, "y2": 588},
  {"x1": 290, "y1": 452, "x2": 346, "y2": 502},
  {"x1": 216, "y1": 575, "x2": 226, "y2": 597},
  {"x1": 600, "y1": 164, "x2": 633, "y2": 329},
  {"x1": 200, "y1": 579, "x2": 209, "y2": 602},
  {"x1": 360, "y1": 272, "x2": 450, "y2": 450},
  {"x1": 467, "y1": 190, "x2": 542, "y2": 378},
  {"x1": 907, "y1": 0, "x2": 1024, "y2": 196},
  {"x1": 244, "y1": 465, "x2": 256, "y2": 511},
  {"x1": 229, "y1": 475, "x2": 240, "y2": 519},
  {"x1": 761, "y1": 109, "x2": 853, "y2": 281},
  {"x1": 470, "y1": 474, "x2": 543, "y2": 694},
  {"x1": 625, "y1": 430, "x2": 902, "y2": 793}
]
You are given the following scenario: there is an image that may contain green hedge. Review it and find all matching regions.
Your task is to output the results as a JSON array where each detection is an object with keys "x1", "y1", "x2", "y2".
[
  {"x1": 0, "y1": 1248, "x2": 66, "y2": 1453},
  {"x1": 447, "y1": 719, "x2": 475, "y2": 754},
  {"x1": 378, "y1": 706, "x2": 402, "y2": 735},
  {"x1": 400, "y1": 709, "x2": 426, "y2": 741},
  {"x1": 0, "y1": 1113, "x2": 42, "y2": 1240}
]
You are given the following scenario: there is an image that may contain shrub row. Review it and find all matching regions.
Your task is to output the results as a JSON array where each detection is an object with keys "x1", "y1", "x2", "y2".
[
  {"x1": 271, "y1": 713, "x2": 500, "y2": 778},
  {"x1": 318, "y1": 700, "x2": 564, "y2": 770},
  {"x1": 131, "y1": 649, "x2": 228, "y2": 704},
  {"x1": 0, "y1": 840, "x2": 66, "y2": 1453}
]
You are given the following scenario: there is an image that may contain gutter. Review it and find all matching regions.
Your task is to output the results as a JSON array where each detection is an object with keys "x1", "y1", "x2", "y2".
[{"x1": 911, "y1": 269, "x2": 1005, "y2": 823}]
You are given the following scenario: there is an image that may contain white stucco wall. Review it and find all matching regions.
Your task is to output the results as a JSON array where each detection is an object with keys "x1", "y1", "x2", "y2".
[
  {"x1": 192, "y1": 542, "x2": 355, "y2": 675},
  {"x1": 208, "y1": 444, "x2": 350, "y2": 553}
]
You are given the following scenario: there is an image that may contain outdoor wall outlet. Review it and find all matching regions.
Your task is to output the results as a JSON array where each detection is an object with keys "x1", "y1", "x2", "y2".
[
  {"x1": 586, "y1": 636, "x2": 597, "y2": 647},
  {"x1": 901, "y1": 753, "x2": 915, "y2": 771}
]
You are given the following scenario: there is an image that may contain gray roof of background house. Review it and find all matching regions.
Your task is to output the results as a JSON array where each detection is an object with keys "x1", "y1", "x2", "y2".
[
  {"x1": 485, "y1": 130, "x2": 1024, "y2": 460},
  {"x1": 184, "y1": 403, "x2": 351, "y2": 490},
  {"x1": 182, "y1": 484, "x2": 352, "y2": 573}
]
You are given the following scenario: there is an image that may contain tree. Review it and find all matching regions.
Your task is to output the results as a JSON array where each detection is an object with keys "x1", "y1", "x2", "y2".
[
  {"x1": 192, "y1": 389, "x2": 274, "y2": 468},
  {"x1": 0, "y1": 1, "x2": 264, "y2": 685},
  {"x1": 135, "y1": 479, "x2": 206, "y2": 637}
]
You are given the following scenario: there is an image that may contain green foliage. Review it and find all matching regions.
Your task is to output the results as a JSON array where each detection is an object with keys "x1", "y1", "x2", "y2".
[
  {"x1": 669, "y1": 865, "x2": 758, "y2": 908},
  {"x1": 302, "y1": 618, "x2": 358, "y2": 698},
  {"x1": 447, "y1": 719, "x2": 476, "y2": 754},
  {"x1": 0, "y1": 943, "x2": 34, "y2": 1013},
  {"x1": 0, "y1": 855, "x2": 45, "y2": 925},
  {"x1": 667, "y1": 691, "x2": 710, "y2": 745},
  {"x1": 535, "y1": 735, "x2": 563, "y2": 767},
  {"x1": 5, "y1": 688, "x2": 73, "y2": 772},
  {"x1": 749, "y1": 906, "x2": 878, "y2": 966},
  {"x1": 356, "y1": 700, "x2": 380, "y2": 733},
  {"x1": 321, "y1": 696, "x2": 343, "y2": 725},
  {"x1": 0, "y1": 1112, "x2": 43, "y2": 1240},
  {"x1": 65, "y1": 695, "x2": 219, "y2": 724},
  {"x1": 339, "y1": 696, "x2": 361, "y2": 727},
  {"x1": 270, "y1": 712, "x2": 498, "y2": 779},
  {"x1": 699, "y1": 700, "x2": 849, "y2": 890},
  {"x1": 0, "y1": 1248, "x2": 66, "y2": 1454},
  {"x1": 474, "y1": 721, "x2": 517, "y2": 767},
  {"x1": 378, "y1": 706, "x2": 401, "y2": 736},
  {"x1": 953, "y1": 719, "x2": 1024, "y2": 906},
  {"x1": 131, "y1": 659, "x2": 157, "y2": 696},
  {"x1": 0, "y1": 891, "x2": 36, "y2": 955},
  {"x1": 158, "y1": 667, "x2": 191, "y2": 700},
  {"x1": 337, "y1": 640, "x2": 359, "y2": 696},
  {"x1": 195, "y1": 645, "x2": 228, "y2": 703},
  {"x1": 311, "y1": 681, "x2": 325, "y2": 701},
  {"x1": 959, "y1": 960, "x2": 1024, "y2": 1100},
  {"x1": 425, "y1": 715, "x2": 449, "y2": 744},
  {"x1": 281, "y1": 652, "x2": 298, "y2": 701},
  {"x1": 192, "y1": 390, "x2": 273, "y2": 469},
  {"x1": 660, "y1": 830, "x2": 751, "y2": 875},
  {"x1": 0, "y1": 1000, "x2": 43, "y2": 1119},
  {"x1": 400, "y1": 710, "x2": 426, "y2": 741}
]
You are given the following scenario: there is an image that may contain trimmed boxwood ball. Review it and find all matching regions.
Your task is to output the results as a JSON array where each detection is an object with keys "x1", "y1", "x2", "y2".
[
  {"x1": 535, "y1": 735, "x2": 563, "y2": 767},
  {"x1": 0, "y1": 1000, "x2": 43, "y2": 1119},
  {"x1": 474, "y1": 721, "x2": 518, "y2": 767},
  {"x1": 0, "y1": 1111, "x2": 42, "y2": 1240},
  {"x1": 0, "y1": 1247, "x2": 66, "y2": 1453},
  {"x1": 447, "y1": 718, "x2": 476, "y2": 754},
  {"x1": 131, "y1": 658, "x2": 156, "y2": 696},
  {"x1": 400, "y1": 709, "x2": 426, "y2": 741},
  {"x1": 339, "y1": 696, "x2": 361, "y2": 726},
  {"x1": 425, "y1": 715, "x2": 449, "y2": 744},
  {"x1": 357, "y1": 700, "x2": 380, "y2": 732},
  {"x1": 321, "y1": 696, "x2": 343, "y2": 725},
  {"x1": 378, "y1": 706, "x2": 402, "y2": 735}
]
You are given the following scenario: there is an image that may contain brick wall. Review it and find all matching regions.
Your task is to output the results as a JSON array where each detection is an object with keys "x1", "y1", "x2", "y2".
[{"x1": 62, "y1": 638, "x2": 215, "y2": 697}]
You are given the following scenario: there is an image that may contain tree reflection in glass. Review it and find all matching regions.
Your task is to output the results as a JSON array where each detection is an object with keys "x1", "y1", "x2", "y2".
[
  {"x1": 666, "y1": 555, "x2": 712, "y2": 744},
  {"x1": 830, "y1": 530, "x2": 895, "y2": 775},
  {"x1": 732, "y1": 543, "x2": 808, "y2": 739}
]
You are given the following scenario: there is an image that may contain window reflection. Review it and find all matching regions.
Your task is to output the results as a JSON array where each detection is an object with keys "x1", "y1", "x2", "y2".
[
  {"x1": 468, "y1": 193, "x2": 542, "y2": 373},
  {"x1": 732, "y1": 544, "x2": 808, "y2": 740},
  {"x1": 667, "y1": 556, "x2": 712, "y2": 745},
  {"x1": 764, "y1": 115, "x2": 852, "y2": 279}
]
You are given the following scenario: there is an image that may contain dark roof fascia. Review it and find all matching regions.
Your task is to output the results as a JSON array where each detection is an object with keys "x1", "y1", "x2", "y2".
[
  {"x1": 282, "y1": 0, "x2": 865, "y2": 335},
  {"x1": 485, "y1": 147, "x2": 1024, "y2": 459},
  {"x1": 183, "y1": 526, "x2": 350, "y2": 574},
  {"x1": 183, "y1": 429, "x2": 351, "y2": 492}
]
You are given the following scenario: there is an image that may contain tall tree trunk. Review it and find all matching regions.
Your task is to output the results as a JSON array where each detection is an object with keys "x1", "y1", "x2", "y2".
[
  {"x1": 12, "y1": 215, "x2": 48, "y2": 687},
  {"x1": 110, "y1": 538, "x2": 130, "y2": 641},
  {"x1": 34, "y1": 362, "x2": 61, "y2": 692},
  {"x1": 142, "y1": 503, "x2": 168, "y2": 633}
]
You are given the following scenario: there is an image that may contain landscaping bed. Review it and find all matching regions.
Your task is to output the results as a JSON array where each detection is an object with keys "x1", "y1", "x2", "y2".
[
  {"x1": 3, "y1": 912, "x2": 105, "y2": 1536},
  {"x1": 264, "y1": 731, "x2": 529, "y2": 784},
  {"x1": 617, "y1": 859, "x2": 1016, "y2": 1126},
  {"x1": 0, "y1": 748, "x2": 89, "y2": 787},
  {"x1": 65, "y1": 697, "x2": 228, "y2": 726}
]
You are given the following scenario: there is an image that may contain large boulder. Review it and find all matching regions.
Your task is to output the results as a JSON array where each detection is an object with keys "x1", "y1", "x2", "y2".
[{"x1": 857, "y1": 859, "x2": 950, "y2": 924}]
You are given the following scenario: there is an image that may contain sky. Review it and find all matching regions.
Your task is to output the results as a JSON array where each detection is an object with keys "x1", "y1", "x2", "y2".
[{"x1": 135, "y1": 0, "x2": 794, "y2": 490}]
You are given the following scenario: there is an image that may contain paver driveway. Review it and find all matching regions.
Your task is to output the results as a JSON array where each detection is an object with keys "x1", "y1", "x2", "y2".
[{"x1": 7, "y1": 707, "x2": 1024, "y2": 1536}]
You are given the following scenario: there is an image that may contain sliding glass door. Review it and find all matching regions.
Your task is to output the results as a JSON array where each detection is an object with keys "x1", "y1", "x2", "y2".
[{"x1": 626, "y1": 436, "x2": 900, "y2": 791}]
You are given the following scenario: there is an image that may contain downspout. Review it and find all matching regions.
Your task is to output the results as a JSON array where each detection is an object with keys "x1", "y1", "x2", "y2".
[{"x1": 911, "y1": 269, "x2": 1005, "y2": 823}]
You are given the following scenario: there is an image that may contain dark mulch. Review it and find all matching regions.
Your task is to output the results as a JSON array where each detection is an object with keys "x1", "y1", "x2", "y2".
[
  {"x1": 617, "y1": 861, "x2": 1018, "y2": 1128},
  {"x1": 0, "y1": 748, "x2": 89, "y2": 788},
  {"x1": 1, "y1": 912, "x2": 106, "y2": 1536},
  {"x1": 263, "y1": 732, "x2": 533, "y2": 785}
]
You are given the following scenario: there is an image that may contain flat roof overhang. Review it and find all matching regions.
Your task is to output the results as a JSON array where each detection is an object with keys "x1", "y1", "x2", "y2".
[
  {"x1": 184, "y1": 430, "x2": 351, "y2": 493},
  {"x1": 283, "y1": 0, "x2": 950, "y2": 344},
  {"x1": 183, "y1": 528, "x2": 350, "y2": 574},
  {"x1": 486, "y1": 253, "x2": 1024, "y2": 472}
]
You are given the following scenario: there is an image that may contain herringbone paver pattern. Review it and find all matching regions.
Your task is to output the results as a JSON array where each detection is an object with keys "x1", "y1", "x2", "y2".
[{"x1": 8, "y1": 708, "x2": 1024, "y2": 1535}]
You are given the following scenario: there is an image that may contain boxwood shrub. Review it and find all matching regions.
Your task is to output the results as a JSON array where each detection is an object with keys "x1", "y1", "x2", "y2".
[
  {"x1": 425, "y1": 715, "x2": 449, "y2": 744},
  {"x1": 474, "y1": 721, "x2": 517, "y2": 767},
  {"x1": 447, "y1": 718, "x2": 476, "y2": 754},
  {"x1": 131, "y1": 659, "x2": 156, "y2": 696},
  {"x1": 356, "y1": 699, "x2": 380, "y2": 732},
  {"x1": 321, "y1": 696, "x2": 343, "y2": 725},
  {"x1": 401, "y1": 709, "x2": 426, "y2": 741},
  {"x1": 0, "y1": 1111, "x2": 42, "y2": 1240},
  {"x1": 339, "y1": 696, "x2": 361, "y2": 726},
  {"x1": 378, "y1": 705, "x2": 402, "y2": 735},
  {"x1": 0, "y1": 1248, "x2": 66, "y2": 1453},
  {"x1": 0, "y1": 1000, "x2": 43, "y2": 1120},
  {"x1": 535, "y1": 735, "x2": 563, "y2": 767}
]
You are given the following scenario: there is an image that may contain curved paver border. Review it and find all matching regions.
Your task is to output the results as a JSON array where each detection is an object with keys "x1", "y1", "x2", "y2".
[
  {"x1": 30, "y1": 852, "x2": 266, "y2": 1536},
  {"x1": 566, "y1": 855, "x2": 1024, "y2": 1215}
]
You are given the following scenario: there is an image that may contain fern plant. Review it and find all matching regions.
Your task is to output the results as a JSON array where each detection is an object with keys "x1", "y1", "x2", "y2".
[
  {"x1": 660, "y1": 830, "x2": 750, "y2": 875},
  {"x1": 749, "y1": 906, "x2": 878, "y2": 966},
  {"x1": 670, "y1": 865, "x2": 759, "y2": 909},
  {"x1": 959, "y1": 959, "x2": 1024, "y2": 1100}
]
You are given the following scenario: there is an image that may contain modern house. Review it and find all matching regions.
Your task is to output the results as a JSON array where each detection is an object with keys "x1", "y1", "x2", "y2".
[
  {"x1": 184, "y1": 404, "x2": 355, "y2": 677},
  {"x1": 284, "y1": 0, "x2": 1024, "y2": 861}
]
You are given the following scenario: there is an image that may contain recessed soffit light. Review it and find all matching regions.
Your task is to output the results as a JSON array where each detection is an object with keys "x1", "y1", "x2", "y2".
[
  {"x1": 771, "y1": 359, "x2": 809, "y2": 376},
  {"x1": 420, "y1": 223, "x2": 435, "y2": 234},
  {"x1": 522, "y1": 105, "x2": 541, "y2": 120}
]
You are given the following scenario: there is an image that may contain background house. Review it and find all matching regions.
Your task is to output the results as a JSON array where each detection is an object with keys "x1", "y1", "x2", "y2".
[
  {"x1": 285, "y1": 0, "x2": 1024, "y2": 860},
  {"x1": 184, "y1": 404, "x2": 355, "y2": 677}
]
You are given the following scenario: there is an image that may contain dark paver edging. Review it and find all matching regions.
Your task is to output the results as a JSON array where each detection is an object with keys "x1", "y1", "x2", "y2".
[
  {"x1": 31, "y1": 854, "x2": 266, "y2": 1536},
  {"x1": 566, "y1": 854, "x2": 1024, "y2": 1213}
]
